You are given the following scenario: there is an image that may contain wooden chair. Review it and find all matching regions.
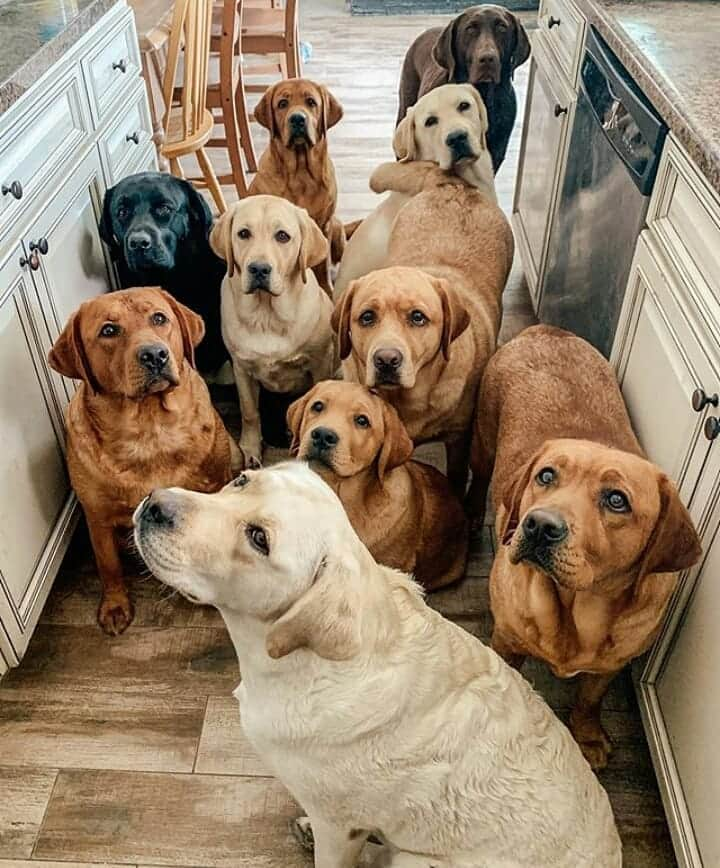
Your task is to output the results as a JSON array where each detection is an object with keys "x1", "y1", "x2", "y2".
[
  {"x1": 161, "y1": 0, "x2": 227, "y2": 213},
  {"x1": 241, "y1": 0, "x2": 302, "y2": 92}
]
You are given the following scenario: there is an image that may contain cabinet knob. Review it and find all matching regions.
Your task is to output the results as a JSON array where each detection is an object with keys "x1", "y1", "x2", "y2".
[
  {"x1": 126, "y1": 131, "x2": 140, "y2": 145},
  {"x1": 112, "y1": 58, "x2": 127, "y2": 73},
  {"x1": 19, "y1": 252, "x2": 40, "y2": 271},
  {"x1": 704, "y1": 417, "x2": 720, "y2": 441},
  {"x1": 554, "y1": 103, "x2": 568, "y2": 117},
  {"x1": 29, "y1": 237, "x2": 49, "y2": 255},
  {"x1": 692, "y1": 388, "x2": 719, "y2": 412},
  {"x1": 2, "y1": 180, "x2": 23, "y2": 200},
  {"x1": 548, "y1": 16, "x2": 561, "y2": 28}
]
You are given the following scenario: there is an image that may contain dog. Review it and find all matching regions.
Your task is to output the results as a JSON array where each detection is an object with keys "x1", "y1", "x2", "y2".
[
  {"x1": 398, "y1": 5, "x2": 531, "y2": 172},
  {"x1": 250, "y1": 78, "x2": 345, "y2": 293},
  {"x1": 470, "y1": 325, "x2": 702, "y2": 769},
  {"x1": 210, "y1": 195, "x2": 337, "y2": 466},
  {"x1": 133, "y1": 461, "x2": 622, "y2": 867},
  {"x1": 335, "y1": 83, "x2": 495, "y2": 296},
  {"x1": 48, "y1": 288, "x2": 237, "y2": 635},
  {"x1": 333, "y1": 165, "x2": 513, "y2": 497},
  {"x1": 287, "y1": 380, "x2": 468, "y2": 589},
  {"x1": 99, "y1": 172, "x2": 227, "y2": 374}
]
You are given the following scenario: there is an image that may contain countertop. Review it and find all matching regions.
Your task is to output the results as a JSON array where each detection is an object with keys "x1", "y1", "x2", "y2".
[
  {"x1": 0, "y1": 0, "x2": 119, "y2": 115},
  {"x1": 575, "y1": 0, "x2": 720, "y2": 194}
]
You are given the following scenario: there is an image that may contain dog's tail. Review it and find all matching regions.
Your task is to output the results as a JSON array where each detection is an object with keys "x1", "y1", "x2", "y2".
[{"x1": 344, "y1": 219, "x2": 363, "y2": 240}]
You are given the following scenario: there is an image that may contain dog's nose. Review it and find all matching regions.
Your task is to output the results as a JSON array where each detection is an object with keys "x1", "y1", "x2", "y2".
[
  {"x1": 289, "y1": 112, "x2": 307, "y2": 128},
  {"x1": 373, "y1": 348, "x2": 403, "y2": 372},
  {"x1": 138, "y1": 343, "x2": 170, "y2": 373},
  {"x1": 127, "y1": 231, "x2": 153, "y2": 251},
  {"x1": 248, "y1": 261, "x2": 272, "y2": 278},
  {"x1": 446, "y1": 129, "x2": 469, "y2": 149},
  {"x1": 522, "y1": 509, "x2": 569, "y2": 547},
  {"x1": 477, "y1": 51, "x2": 499, "y2": 67},
  {"x1": 141, "y1": 490, "x2": 176, "y2": 528},
  {"x1": 311, "y1": 427, "x2": 339, "y2": 450}
]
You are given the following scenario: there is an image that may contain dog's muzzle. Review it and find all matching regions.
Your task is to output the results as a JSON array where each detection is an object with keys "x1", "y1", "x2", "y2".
[
  {"x1": 137, "y1": 342, "x2": 178, "y2": 390},
  {"x1": 512, "y1": 508, "x2": 569, "y2": 576},
  {"x1": 372, "y1": 347, "x2": 403, "y2": 385},
  {"x1": 288, "y1": 112, "x2": 311, "y2": 145},
  {"x1": 124, "y1": 226, "x2": 172, "y2": 271},
  {"x1": 306, "y1": 426, "x2": 338, "y2": 465},
  {"x1": 445, "y1": 130, "x2": 476, "y2": 163},
  {"x1": 473, "y1": 51, "x2": 501, "y2": 83},
  {"x1": 246, "y1": 261, "x2": 273, "y2": 293}
]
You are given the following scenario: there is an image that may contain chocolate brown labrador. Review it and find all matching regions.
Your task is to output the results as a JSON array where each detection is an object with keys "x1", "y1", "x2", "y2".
[{"x1": 397, "y1": 5, "x2": 530, "y2": 172}]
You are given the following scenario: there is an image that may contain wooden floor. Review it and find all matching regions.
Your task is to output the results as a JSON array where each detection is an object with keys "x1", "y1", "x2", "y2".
[{"x1": 0, "y1": 6, "x2": 675, "y2": 867}]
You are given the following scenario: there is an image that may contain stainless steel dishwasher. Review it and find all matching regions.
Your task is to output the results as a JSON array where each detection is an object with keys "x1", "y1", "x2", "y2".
[{"x1": 539, "y1": 27, "x2": 667, "y2": 358}]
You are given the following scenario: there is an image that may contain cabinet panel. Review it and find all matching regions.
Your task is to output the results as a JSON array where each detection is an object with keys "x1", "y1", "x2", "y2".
[
  {"x1": 538, "y1": 0, "x2": 585, "y2": 86},
  {"x1": 99, "y1": 83, "x2": 154, "y2": 186}
]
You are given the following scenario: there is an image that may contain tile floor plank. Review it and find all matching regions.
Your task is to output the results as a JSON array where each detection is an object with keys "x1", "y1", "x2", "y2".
[
  {"x1": 194, "y1": 697, "x2": 270, "y2": 778},
  {"x1": 0, "y1": 768, "x2": 57, "y2": 859}
]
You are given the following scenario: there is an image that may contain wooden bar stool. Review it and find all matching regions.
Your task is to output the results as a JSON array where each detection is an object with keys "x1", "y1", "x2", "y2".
[{"x1": 241, "y1": 0, "x2": 302, "y2": 92}]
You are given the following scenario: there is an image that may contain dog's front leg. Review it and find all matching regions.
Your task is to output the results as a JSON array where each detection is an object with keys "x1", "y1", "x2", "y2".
[
  {"x1": 234, "y1": 363, "x2": 262, "y2": 466},
  {"x1": 445, "y1": 435, "x2": 470, "y2": 500},
  {"x1": 87, "y1": 518, "x2": 134, "y2": 636},
  {"x1": 570, "y1": 672, "x2": 616, "y2": 771},
  {"x1": 303, "y1": 815, "x2": 368, "y2": 868}
]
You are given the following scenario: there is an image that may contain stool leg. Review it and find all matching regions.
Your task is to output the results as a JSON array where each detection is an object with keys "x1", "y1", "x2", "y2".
[
  {"x1": 197, "y1": 147, "x2": 227, "y2": 213},
  {"x1": 235, "y1": 56, "x2": 258, "y2": 173}
]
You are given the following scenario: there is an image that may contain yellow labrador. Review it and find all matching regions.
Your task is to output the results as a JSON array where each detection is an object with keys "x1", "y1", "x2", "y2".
[
  {"x1": 335, "y1": 83, "x2": 496, "y2": 296},
  {"x1": 211, "y1": 196, "x2": 337, "y2": 465},
  {"x1": 134, "y1": 462, "x2": 621, "y2": 868}
]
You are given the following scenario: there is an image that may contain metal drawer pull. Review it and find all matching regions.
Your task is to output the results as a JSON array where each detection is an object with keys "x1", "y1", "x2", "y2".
[
  {"x1": 554, "y1": 103, "x2": 568, "y2": 117},
  {"x1": 112, "y1": 59, "x2": 127, "y2": 73},
  {"x1": 19, "y1": 252, "x2": 40, "y2": 271},
  {"x1": 692, "y1": 388, "x2": 719, "y2": 412},
  {"x1": 704, "y1": 417, "x2": 720, "y2": 441},
  {"x1": 126, "y1": 131, "x2": 140, "y2": 145},
  {"x1": 29, "y1": 237, "x2": 49, "y2": 255},
  {"x1": 548, "y1": 16, "x2": 561, "y2": 28},
  {"x1": 2, "y1": 180, "x2": 23, "y2": 199}
]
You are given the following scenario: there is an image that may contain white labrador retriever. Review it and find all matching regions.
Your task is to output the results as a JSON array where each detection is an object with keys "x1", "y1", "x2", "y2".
[
  {"x1": 335, "y1": 83, "x2": 496, "y2": 297},
  {"x1": 211, "y1": 196, "x2": 337, "y2": 466},
  {"x1": 133, "y1": 462, "x2": 622, "y2": 868}
]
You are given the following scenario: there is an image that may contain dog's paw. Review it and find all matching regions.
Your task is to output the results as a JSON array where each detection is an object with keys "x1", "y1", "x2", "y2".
[
  {"x1": 570, "y1": 711, "x2": 612, "y2": 771},
  {"x1": 291, "y1": 816, "x2": 314, "y2": 852},
  {"x1": 98, "y1": 589, "x2": 134, "y2": 636},
  {"x1": 238, "y1": 437, "x2": 262, "y2": 469}
]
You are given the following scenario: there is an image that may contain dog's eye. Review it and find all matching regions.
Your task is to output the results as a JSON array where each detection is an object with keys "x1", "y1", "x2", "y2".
[
  {"x1": 117, "y1": 207, "x2": 130, "y2": 221},
  {"x1": 306, "y1": 97, "x2": 317, "y2": 108},
  {"x1": 604, "y1": 490, "x2": 631, "y2": 514},
  {"x1": 536, "y1": 467, "x2": 555, "y2": 486},
  {"x1": 355, "y1": 414, "x2": 370, "y2": 428},
  {"x1": 277, "y1": 98, "x2": 289, "y2": 110},
  {"x1": 247, "y1": 524, "x2": 269, "y2": 555},
  {"x1": 238, "y1": 228, "x2": 251, "y2": 240},
  {"x1": 151, "y1": 311, "x2": 168, "y2": 326},
  {"x1": 99, "y1": 322, "x2": 121, "y2": 338},
  {"x1": 359, "y1": 310, "x2": 376, "y2": 326},
  {"x1": 458, "y1": 101, "x2": 471, "y2": 112},
  {"x1": 424, "y1": 115, "x2": 438, "y2": 128},
  {"x1": 409, "y1": 309, "x2": 428, "y2": 326},
  {"x1": 311, "y1": 400, "x2": 324, "y2": 412},
  {"x1": 155, "y1": 204, "x2": 172, "y2": 218},
  {"x1": 275, "y1": 230, "x2": 291, "y2": 243},
  {"x1": 233, "y1": 473, "x2": 249, "y2": 488},
  {"x1": 496, "y1": 20, "x2": 508, "y2": 31}
]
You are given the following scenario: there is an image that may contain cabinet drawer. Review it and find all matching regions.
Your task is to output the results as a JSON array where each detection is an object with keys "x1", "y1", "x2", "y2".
[
  {"x1": 538, "y1": 0, "x2": 585, "y2": 85},
  {"x1": 82, "y1": 10, "x2": 142, "y2": 126},
  {"x1": 0, "y1": 66, "x2": 91, "y2": 244},
  {"x1": 100, "y1": 85, "x2": 154, "y2": 185}
]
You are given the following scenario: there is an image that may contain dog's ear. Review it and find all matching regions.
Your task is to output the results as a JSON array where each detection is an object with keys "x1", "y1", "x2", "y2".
[
  {"x1": 253, "y1": 86, "x2": 277, "y2": 137},
  {"x1": 331, "y1": 281, "x2": 358, "y2": 361},
  {"x1": 468, "y1": 87, "x2": 489, "y2": 148},
  {"x1": 98, "y1": 185, "x2": 121, "y2": 258},
  {"x1": 432, "y1": 16, "x2": 459, "y2": 80},
  {"x1": 509, "y1": 14, "x2": 531, "y2": 73},
  {"x1": 266, "y1": 554, "x2": 364, "y2": 660},
  {"x1": 298, "y1": 209, "x2": 329, "y2": 282},
  {"x1": 286, "y1": 389, "x2": 315, "y2": 455},
  {"x1": 319, "y1": 85, "x2": 343, "y2": 136},
  {"x1": 378, "y1": 398, "x2": 414, "y2": 483},
  {"x1": 637, "y1": 474, "x2": 702, "y2": 579},
  {"x1": 393, "y1": 107, "x2": 416, "y2": 162},
  {"x1": 434, "y1": 277, "x2": 470, "y2": 361},
  {"x1": 158, "y1": 289, "x2": 205, "y2": 369},
  {"x1": 180, "y1": 179, "x2": 214, "y2": 237},
  {"x1": 499, "y1": 451, "x2": 541, "y2": 546},
  {"x1": 48, "y1": 309, "x2": 99, "y2": 393},
  {"x1": 209, "y1": 209, "x2": 236, "y2": 278}
]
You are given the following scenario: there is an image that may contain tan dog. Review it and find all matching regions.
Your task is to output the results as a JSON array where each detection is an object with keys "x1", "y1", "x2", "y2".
[
  {"x1": 471, "y1": 325, "x2": 702, "y2": 769},
  {"x1": 211, "y1": 195, "x2": 337, "y2": 466},
  {"x1": 287, "y1": 380, "x2": 468, "y2": 589},
  {"x1": 335, "y1": 83, "x2": 495, "y2": 296},
  {"x1": 250, "y1": 78, "x2": 344, "y2": 292},
  {"x1": 333, "y1": 168, "x2": 512, "y2": 496},
  {"x1": 48, "y1": 288, "x2": 236, "y2": 635}
]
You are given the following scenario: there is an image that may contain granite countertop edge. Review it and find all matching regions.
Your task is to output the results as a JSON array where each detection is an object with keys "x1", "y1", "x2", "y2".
[
  {"x1": 574, "y1": 0, "x2": 720, "y2": 195},
  {"x1": 0, "y1": 0, "x2": 121, "y2": 117}
]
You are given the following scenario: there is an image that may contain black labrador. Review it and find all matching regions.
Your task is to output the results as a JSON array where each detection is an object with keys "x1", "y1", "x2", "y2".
[
  {"x1": 99, "y1": 172, "x2": 227, "y2": 373},
  {"x1": 397, "y1": 5, "x2": 531, "y2": 173}
]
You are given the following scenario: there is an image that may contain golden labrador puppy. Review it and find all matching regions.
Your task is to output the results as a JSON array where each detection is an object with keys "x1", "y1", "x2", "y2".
[
  {"x1": 48, "y1": 288, "x2": 236, "y2": 635},
  {"x1": 250, "y1": 78, "x2": 344, "y2": 292},
  {"x1": 211, "y1": 195, "x2": 337, "y2": 466},
  {"x1": 335, "y1": 83, "x2": 495, "y2": 296},
  {"x1": 287, "y1": 380, "x2": 468, "y2": 589},
  {"x1": 472, "y1": 325, "x2": 702, "y2": 768},
  {"x1": 333, "y1": 170, "x2": 513, "y2": 496},
  {"x1": 133, "y1": 462, "x2": 622, "y2": 868}
]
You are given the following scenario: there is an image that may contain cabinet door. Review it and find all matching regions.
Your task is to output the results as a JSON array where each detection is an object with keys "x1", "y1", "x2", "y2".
[
  {"x1": 513, "y1": 37, "x2": 575, "y2": 304},
  {"x1": 24, "y1": 149, "x2": 112, "y2": 409},
  {"x1": 0, "y1": 249, "x2": 75, "y2": 656},
  {"x1": 612, "y1": 233, "x2": 719, "y2": 513}
]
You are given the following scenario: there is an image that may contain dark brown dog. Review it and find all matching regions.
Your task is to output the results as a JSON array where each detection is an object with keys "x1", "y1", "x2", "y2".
[
  {"x1": 288, "y1": 380, "x2": 468, "y2": 589},
  {"x1": 250, "y1": 78, "x2": 344, "y2": 292},
  {"x1": 48, "y1": 288, "x2": 238, "y2": 635},
  {"x1": 397, "y1": 5, "x2": 530, "y2": 172},
  {"x1": 471, "y1": 325, "x2": 701, "y2": 768}
]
